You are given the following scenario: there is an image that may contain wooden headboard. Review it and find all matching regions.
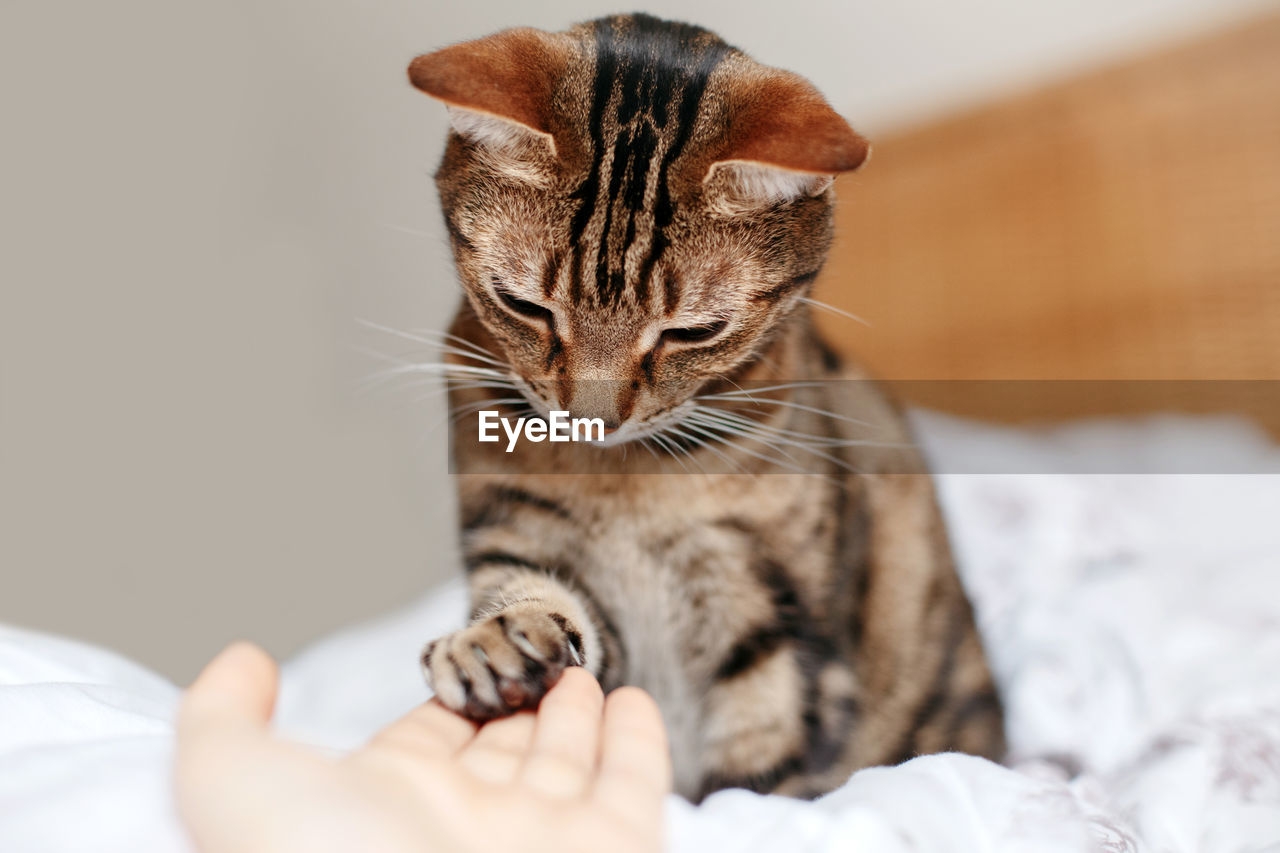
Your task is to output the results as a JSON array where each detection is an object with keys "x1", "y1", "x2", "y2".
[{"x1": 816, "y1": 13, "x2": 1280, "y2": 433}]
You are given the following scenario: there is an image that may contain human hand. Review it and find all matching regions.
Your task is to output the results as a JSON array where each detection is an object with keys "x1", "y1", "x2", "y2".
[{"x1": 175, "y1": 643, "x2": 671, "y2": 853}]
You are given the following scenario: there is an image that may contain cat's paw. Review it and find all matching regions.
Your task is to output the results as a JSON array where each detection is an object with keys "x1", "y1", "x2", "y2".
[{"x1": 421, "y1": 608, "x2": 585, "y2": 721}]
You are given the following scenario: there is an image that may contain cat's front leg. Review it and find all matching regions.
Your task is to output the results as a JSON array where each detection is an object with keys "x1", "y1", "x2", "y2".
[{"x1": 422, "y1": 567, "x2": 619, "y2": 721}]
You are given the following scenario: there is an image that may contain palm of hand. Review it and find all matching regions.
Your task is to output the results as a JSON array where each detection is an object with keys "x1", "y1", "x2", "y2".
[{"x1": 176, "y1": 644, "x2": 669, "y2": 853}]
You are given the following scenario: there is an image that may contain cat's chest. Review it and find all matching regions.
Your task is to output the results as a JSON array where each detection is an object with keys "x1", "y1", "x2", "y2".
[
  {"x1": 570, "y1": 476, "x2": 810, "y2": 675},
  {"x1": 565, "y1": 482, "x2": 814, "y2": 792}
]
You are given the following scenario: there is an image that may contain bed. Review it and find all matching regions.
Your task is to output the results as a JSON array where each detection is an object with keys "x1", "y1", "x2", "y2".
[{"x1": 3, "y1": 412, "x2": 1279, "y2": 851}]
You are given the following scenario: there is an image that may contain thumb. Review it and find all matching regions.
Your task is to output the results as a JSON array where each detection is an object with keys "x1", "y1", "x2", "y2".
[{"x1": 179, "y1": 641, "x2": 279, "y2": 736}]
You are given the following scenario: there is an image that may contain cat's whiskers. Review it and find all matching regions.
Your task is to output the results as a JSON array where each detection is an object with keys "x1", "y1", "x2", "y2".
[
  {"x1": 432, "y1": 347, "x2": 512, "y2": 371},
  {"x1": 683, "y1": 400, "x2": 915, "y2": 477},
  {"x1": 699, "y1": 381, "x2": 827, "y2": 398},
  {"x1": 669, "y1": 421, "x2": 754, "y2": 476},
  {"x1": 357, "y1": 340, "x2": 513, "y2": 383},
  {"x1": 700, "y1": 405, "x2": 898, "y2": 449},
  {"x1": 366, "y1": 364, "x2": 516, "y2": 397},
  {"x1": 357, "y1": 318, "x2": 501, "y2": 361},
  {"x1": 352, "y1": 345, "x2": 439, "y2": 393},
  {"x1": 708, "y1": 372, "x2": 757, "y2": 401},
  {"x1": 410, "y1": 329, "x2": 510, "y2": 368},
  {"x1": 643, "y1": 399, "x2": 826, "y2": 477},
  {"x1": 697, "y1": 390, "x2": 876, "y2": 430},
  {"x1": 447, "y1": 397, "x2": 531, "y2": 425},
  {"x1": 677, "y1": 419, "x2": 827, "y2": 478},
  {"x1": 682, "y1": 411, "x2": 807, "y2": 465},
  {"x1": 383, "y1": 362, "x2": 510, "y2": 380},
  {"x1": 647, "y1": 432, "x2": 695, "y2": 475},
  {"x1": 664, "y1": 433, "x2": 716, "y2": 476},
  {"x1": 797, "y1": 296, "x2": 870, "y2": 327},
  {"x1": 355, "y1": 322, "x2": 532, "y2": 425},
  {"x1": 378, "y1": 223, "x2": 435, "y2": 239},
  {"x1": 687, "y1": 410, "x2": 860, "y2": 474},
  {"x1": 355, "y1": 324, "x2": 892, "y2": 473},
  {"x1": 663, "y1": 424, "x2": 742, "y2": 476},
  {"x1": 445, "y1": 380, "x2": 523, "y2": 395},
  {"x1": 371, "y1": 365, "x2": 522, "y2": 406},
  {"x1": 635, "y1": 437, "x2": 663, "y2": 463},
  {"x1": 356, "y1": 321, "x2": 513, "y2": 386},
  {"x1": 383, "y1": 376, "x2": 521, "y2": 409}
]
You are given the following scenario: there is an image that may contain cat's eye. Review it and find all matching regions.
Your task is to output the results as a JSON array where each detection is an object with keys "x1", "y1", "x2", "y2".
[
  {"x1": 661, "y1": 320, "x2": 728, "y2": 345},
  {"x1": 495, "y1": 288, "x2": 553, "y2": 324}
]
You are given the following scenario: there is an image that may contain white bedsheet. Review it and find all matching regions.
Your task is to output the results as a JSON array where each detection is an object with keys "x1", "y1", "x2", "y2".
[{"x1": 3, "y1": 414, "x2": 1279, "y2": 852}]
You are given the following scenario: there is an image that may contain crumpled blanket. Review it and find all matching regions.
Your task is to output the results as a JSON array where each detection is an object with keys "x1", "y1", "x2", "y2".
[{"x1": 2, "y1": 414, "x2": 1278, "y2": 852}]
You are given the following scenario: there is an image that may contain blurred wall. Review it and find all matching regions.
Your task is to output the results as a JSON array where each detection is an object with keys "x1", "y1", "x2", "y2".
[{"x1": 1, "y1": 0, "x2": 1272, "y2": 682}]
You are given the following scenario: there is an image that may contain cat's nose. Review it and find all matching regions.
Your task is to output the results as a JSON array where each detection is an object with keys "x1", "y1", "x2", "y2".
[{"x1": 559, "y1": 376, "x2": 634, "y2": 429}]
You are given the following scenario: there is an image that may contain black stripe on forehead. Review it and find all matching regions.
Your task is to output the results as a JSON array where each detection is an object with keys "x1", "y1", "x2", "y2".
[{"x1": 568, "y1": 14, "x2": 731, "y2": 307}]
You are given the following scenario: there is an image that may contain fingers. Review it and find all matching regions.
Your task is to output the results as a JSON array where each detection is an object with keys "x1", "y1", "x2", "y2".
[
  {"x1": 175, "y1": 642, "x2": 282, "y2": 822},
  {"x1": 178, "y1": 641, "x2": 279, "y2": 738},
  {"x1": 591, "y1": 686, "x2": 672, "y2": 821},
  {"x1": 457, "y1": 710, "x2": 537, "y2": 784},
  {"x1": 519, "y1": 667, "x2": 604, "y2": 799}
]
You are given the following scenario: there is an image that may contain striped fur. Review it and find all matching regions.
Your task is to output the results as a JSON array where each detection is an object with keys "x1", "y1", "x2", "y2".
[{"x1": 410, "y1": 14, "x2": 1004, "y2": 800}]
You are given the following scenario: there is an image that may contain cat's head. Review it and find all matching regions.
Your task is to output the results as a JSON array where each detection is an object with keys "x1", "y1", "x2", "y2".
[{"x1": 409, "y1": 14, "x2": 867, "y2": 444}]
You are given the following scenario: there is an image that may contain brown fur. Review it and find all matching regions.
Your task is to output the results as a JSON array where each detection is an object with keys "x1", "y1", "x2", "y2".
[{"x1": 409, "y1": 13, "x2": 1004, "y2": 800}]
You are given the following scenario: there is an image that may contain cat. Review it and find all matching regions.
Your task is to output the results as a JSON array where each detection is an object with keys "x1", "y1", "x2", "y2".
[{"x1": 408, "y1": 13, "x2": 1005, "y2": 800}]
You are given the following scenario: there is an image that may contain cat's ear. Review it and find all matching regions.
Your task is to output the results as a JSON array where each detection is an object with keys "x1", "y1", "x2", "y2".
[
  {"x1": 408, "y1": 28, "x2": 568, "y2": 159},
  {"x1": 706, "y1": 68, "x2": 869, "y2": 212}
]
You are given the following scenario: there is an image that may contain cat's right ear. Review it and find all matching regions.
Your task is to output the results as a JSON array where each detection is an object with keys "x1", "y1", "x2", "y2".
[
  {"x1": 408, "y1": 28, "x2": 568, "y2": 160},
  {"x1": 704, "y1": 67, "x2": 869, "y2": 213}
]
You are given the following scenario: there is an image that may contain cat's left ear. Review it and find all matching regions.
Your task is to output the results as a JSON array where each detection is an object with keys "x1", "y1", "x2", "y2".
[
  {"x1": 706, "y1": 68, "x2": 869, "y2": 212},
  {"x1": 408, "y1": 28, "x2": 568, "y2": 158}
]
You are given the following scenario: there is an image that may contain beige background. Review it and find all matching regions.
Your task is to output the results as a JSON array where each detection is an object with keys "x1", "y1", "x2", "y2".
[{"x1": 2, "y1": 0, "x2": 1272, "y2": 682}]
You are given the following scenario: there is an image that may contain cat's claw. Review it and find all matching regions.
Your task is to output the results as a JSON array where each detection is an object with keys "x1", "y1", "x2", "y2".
[{"x1": 422, "y1": 608, "x2": 584, "y2": 721}]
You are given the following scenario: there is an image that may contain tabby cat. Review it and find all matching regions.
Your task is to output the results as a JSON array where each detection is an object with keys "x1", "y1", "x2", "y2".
[{"x1": 409, "y1": 13, "x2": 1005, "y2": 801}]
